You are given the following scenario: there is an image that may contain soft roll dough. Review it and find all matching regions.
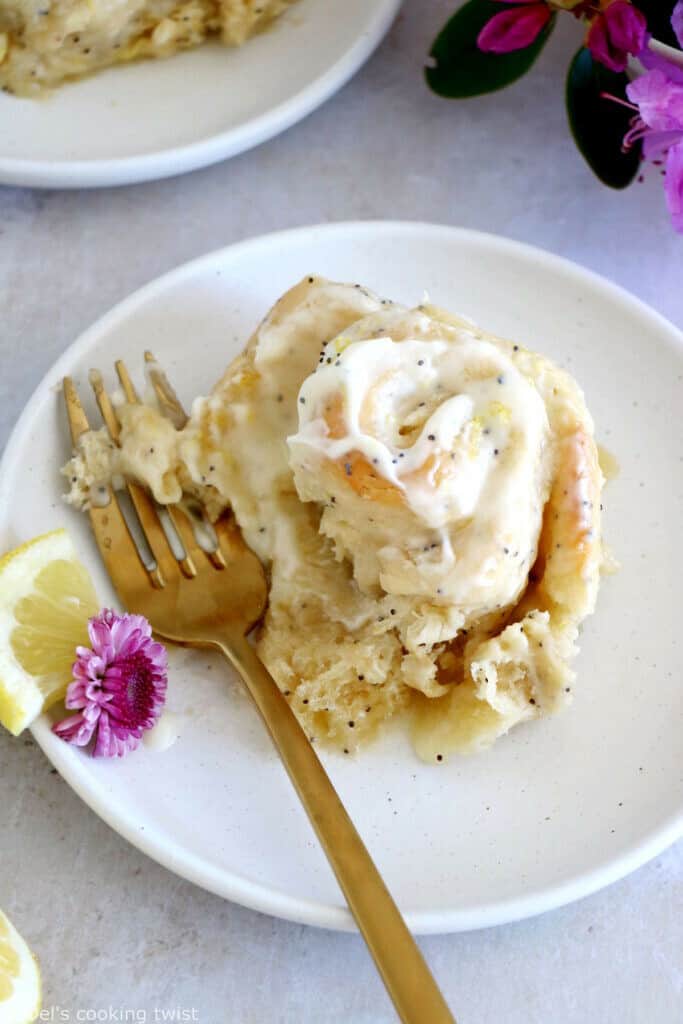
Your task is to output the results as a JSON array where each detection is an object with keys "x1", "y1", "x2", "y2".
[{"x1": 63, "y1": 277, "x2": 605, "y2": 760}]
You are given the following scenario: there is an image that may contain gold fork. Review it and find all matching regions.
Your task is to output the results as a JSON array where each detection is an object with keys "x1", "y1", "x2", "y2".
[{"x1": 62, "y1": 359, "x2": 456, "y2": 1024}]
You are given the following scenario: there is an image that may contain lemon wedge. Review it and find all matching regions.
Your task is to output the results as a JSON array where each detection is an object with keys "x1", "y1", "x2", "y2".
[
  {"x1": 0, "y1": 908, "x2": 41, "y2": 1023},
  {"x1": 0, "y1": 529, "x2": 98, "y2": 735}
]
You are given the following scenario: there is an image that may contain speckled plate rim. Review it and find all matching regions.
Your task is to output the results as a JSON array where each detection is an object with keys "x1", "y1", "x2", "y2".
[
  {"x1": 1, "y1": 222, "x2": 682, "y2": 933},
  {"x1": 0, "y1": 0, "x2": 401, "y2": 190}
]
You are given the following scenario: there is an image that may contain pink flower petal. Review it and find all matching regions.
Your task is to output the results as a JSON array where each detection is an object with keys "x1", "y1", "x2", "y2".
[
  {"x1": 638, "y1": 45, "x2": 683, "y2": 86},
  {"x1": 111, "y1": 632, "x2": 141, "y2": 661},
  {"x1": 52, "y1": 708, "x2": 99, "y2": 747},
  {"x1": 64, "y1": 677, "x2": 89, "y2": 709},
  {"x1": 93, "y1": 712, "x2": 142, "y2": 758},
  {"x1": 148, "y1": 642, "x2": 168, "y2": 667},
  {"x1": 85, "y1": 681, "x2": 112, "y2": 706},
  {"x1": 664, "y1": 139, "x2": 683, "y2": 232},
  {"x1": 587, "y1": 1, "x2": 647, "y2": 72},
  {"x1": 642, "y1": 130, "x2": 683, "y2": 161},
  {"x1": 87, "y1": 615, "x2": 112, "y2": 654},
  {"x1": 627, "y1": 70, "x2": 683, "y2": 133},
  {"x1": 673, "y1": 2, "x2": 683, "y2": 49},
  {"x1": 110, "y1": 614, "x2": 151, "y2": 653},
  {"x1": 73, "y1": 650, "x2": 107, "y2": 684},
  {"x1": 92, "y1": 711, "x2": 115, "y2": 757},
  {"x1": 477, "y1": 4, "x2": 551, "y2": 54}
]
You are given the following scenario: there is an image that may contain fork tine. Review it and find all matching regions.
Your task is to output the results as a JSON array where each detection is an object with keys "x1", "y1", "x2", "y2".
[
  {"x1": 172, "y1": 498, "x2": 227, "y2": 571},
  {"x1": 62, "y1": 377, "x2": 158, "y2": 591},
  {"x1": 144, "y1": 351, "x2": 188, "y2": 429},
  {"x1": 214, "y1": 513, "x2": 247, "y2": 562},
  {"x1": 127, "y1": 485, "x2": 183, "y2": 584},
  {"x1": 63, "y1": 377, "x2": 92, "y2": 444},
  {"x1": 166, "y1": 506, "x2": 204, "y2": 576},
  {"x1": 88, "y1": 365, "x2": 183, "y2": 586},
  {"x1": 115, "y1": 359, "x2": 140, "y2": 403},
  {"x1": 109, "y1": 358, "x2": 196, "y2": 581},
  {"x1": 206, "y1": 545, "x2": 227, "y2": 570},
  {"x1": 200, "y1": 512, "x2": 227, "y2": 570},
  {"x1": 139, "y1": 354, "x2": 203, "y2": 573},
  {"x1": 88, "y1": 369, "x2": 120, "y2": 443}
]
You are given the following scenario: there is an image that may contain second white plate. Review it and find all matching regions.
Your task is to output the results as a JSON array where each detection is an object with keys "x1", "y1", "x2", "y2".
[
  {"x1": 1, "y1": 222, "x2": 682, "y2": 932},
  {"x1": 0, "y1": 0, "x2": 400, "y2": 189}
]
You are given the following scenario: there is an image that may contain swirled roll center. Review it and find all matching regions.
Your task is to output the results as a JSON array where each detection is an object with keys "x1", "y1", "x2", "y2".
[{"x1": 289, "y1": 327, "x2": 552, "y2": 616}]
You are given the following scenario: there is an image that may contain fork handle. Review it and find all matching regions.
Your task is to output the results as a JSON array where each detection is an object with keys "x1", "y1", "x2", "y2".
[{"x1": 218, "y1": 636, "x2": 456, "y2": 1024}]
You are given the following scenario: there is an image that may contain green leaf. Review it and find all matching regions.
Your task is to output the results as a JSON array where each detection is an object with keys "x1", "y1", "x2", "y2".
[
  {"x1": 426, "y1": 0, "x2": 556, "y2": 99},
  {"x1": 566, "y1": 48, "x2": 642, "y2": 190},
  {"x1": 632, "y1": 0, "x2": 679, "y2": 48}
]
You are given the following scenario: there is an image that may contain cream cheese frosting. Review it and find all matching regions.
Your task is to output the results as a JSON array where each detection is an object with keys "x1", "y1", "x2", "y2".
[{"x1": 288, "y1": 322, "x2": 552, "y2": 615}]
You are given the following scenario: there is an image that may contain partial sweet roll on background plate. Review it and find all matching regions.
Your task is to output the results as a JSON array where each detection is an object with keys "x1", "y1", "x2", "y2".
[
  {"x1": 63, "y1": 276, "x2": 607, "y2": 761},
  {"x1": 0, "y1": 0, "x2": 296, "y2": 95}
]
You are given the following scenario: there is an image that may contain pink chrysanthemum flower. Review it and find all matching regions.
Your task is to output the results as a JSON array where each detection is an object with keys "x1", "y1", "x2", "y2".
[{"x1": 52, "y1": 609, "x2": 167, "y2": 758}]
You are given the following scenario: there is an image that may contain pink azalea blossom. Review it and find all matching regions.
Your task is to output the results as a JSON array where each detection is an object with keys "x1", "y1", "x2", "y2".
[
  {"x1": 665, "y1": 141, "x2": 683, "y2": 231},
  {"x1": 672, "y1": 1, "x2": 683, "y2": 49},
  {"x1": 477, "y1": 0, "x2": 552, "y2": 54},
  {"x1": 627, "y1": 70, "x2": 683, "y2": 137},
  {"x1": 53, "y1": 609, "x2": 167, "y2": 758},
  {"x1": 638, "y1": 45, "x2": 683, "y2": 87},
  {"x1": 586, "y1": 0, "x2": 648, "y2": 73},
  {"x1": 624, "y1": 69, "x2": 683, "y2": 232}
]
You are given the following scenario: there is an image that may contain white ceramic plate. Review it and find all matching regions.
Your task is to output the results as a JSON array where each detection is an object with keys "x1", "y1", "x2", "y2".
[
  {"x1": 1, "y1": 223, "x2": 682, "y2": 933},
  {"x1": 0, "y1": 0, "x2": 400, "y2": 189}
]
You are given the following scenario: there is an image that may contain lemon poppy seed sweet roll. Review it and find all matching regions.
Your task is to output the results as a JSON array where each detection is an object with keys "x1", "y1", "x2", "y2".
[
  {"x1": 0, "y1": 0, "x2": 297, "y2": 96},
  {"x1": 288, "y1": 307, "x2": 554, "y2": 627},
  {"x1": 61, "y1": 276, "x2": 605, "y2": 759}
]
